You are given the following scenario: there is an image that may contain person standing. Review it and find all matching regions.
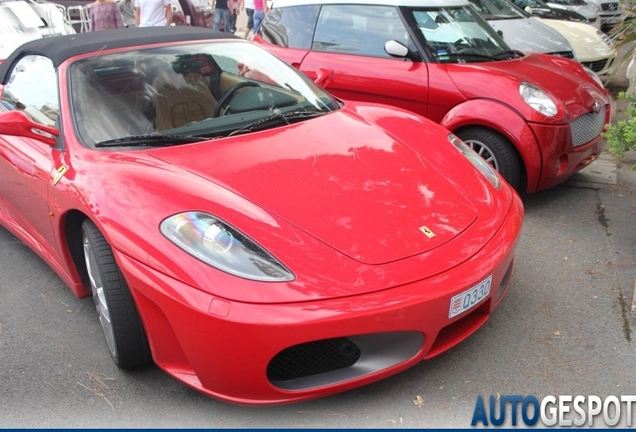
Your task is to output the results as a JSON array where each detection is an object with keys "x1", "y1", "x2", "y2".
[
  {"x1": 89, "y1": 0, "x2": 125, "y2": 31},
  {"x1": 117, "y1": 0, "x2": 136, "y2": 27},
  {"x1": 228, "y1": 0, "x2": 241, "y2": 33},
  {"x1": 252, "y1": 0, "x2": 267, "y2": 36},
  {"x1": 242, "y1": 0, "x2": 254, "y2": 39},
  {"x1": 135, "y1": 0, "x2": 173, "y2": 27},
  {"x1": 212, "y1": 0, "x2": 232, "y2": 33}
]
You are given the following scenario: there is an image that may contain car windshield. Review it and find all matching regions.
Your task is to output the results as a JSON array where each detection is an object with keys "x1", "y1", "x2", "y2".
[
  {"x1": 467, "y1": 0, "x2": 527, "y2": 19},
  {"x1": 69, "y1": 41, "x2": 338, "y2": 148},
  {"x1": 409, "y1": 6, "x2": 514, "y2": 63}
]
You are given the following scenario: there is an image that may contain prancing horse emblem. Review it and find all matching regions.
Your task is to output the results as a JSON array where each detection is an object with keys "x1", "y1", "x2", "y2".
[
  {"x1": 592, "y1": 101, "x2": 601, "y2": 113},
  {"x1": 53, "y1": 165, "x2": 69, "y2": 186},
  {"x1": 419, "y1": 226, "x2": 436, "y2": 239}
]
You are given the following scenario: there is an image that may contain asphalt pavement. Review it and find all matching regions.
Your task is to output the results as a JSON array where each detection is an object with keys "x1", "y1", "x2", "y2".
[{"x1": 0, "y1": 42, "x2": 635, "y2": 428}]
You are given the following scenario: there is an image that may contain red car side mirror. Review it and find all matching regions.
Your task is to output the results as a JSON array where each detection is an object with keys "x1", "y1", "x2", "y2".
[{"x1": 0, "y1": 110, "x2": 59, "y2": 146}]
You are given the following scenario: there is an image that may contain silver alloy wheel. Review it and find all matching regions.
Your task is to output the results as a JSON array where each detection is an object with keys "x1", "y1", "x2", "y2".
[
  {"x1": 464, "y1": 139, "x2": 500, "y2": 171},
  {"x1": 83, "y1": 233, "x2": 117, "y2": 359}
]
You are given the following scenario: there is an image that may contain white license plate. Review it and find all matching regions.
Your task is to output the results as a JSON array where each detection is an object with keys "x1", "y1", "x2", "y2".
[{"x1": 448, "y1": 275, "x2": 492, "y2": 319}]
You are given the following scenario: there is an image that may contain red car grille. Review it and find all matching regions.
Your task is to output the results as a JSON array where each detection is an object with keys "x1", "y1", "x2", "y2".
[{"x1": 570, "y1": 105, "x2": 607, "y2": 148}]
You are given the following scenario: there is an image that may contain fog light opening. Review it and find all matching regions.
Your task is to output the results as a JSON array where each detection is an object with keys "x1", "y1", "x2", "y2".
[{"x1": 555, "y1": 155, "x2": 568, "y2": 176}]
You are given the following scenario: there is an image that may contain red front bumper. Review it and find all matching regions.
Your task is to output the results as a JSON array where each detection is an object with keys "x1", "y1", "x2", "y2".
[
  {"x1": 115, "y1": 193, "x2": 524, "y2": 405},
  {"x1": 529, "y1": 103, "x2": 611, "y2": 192}
]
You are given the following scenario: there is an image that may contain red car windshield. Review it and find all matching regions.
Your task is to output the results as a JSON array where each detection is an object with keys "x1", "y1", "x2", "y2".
[
  {"x1": 410, "y1": 6, "x2": 514, "y2": 62},
  {"x1": 68, "y1": 41, "x2": 338, "y2": 147}
]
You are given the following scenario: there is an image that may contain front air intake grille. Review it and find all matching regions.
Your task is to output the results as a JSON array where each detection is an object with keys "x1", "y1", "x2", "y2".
[
  {"x1": 582, "y1": 59, "x2": 609, "y2": 73},
  {"x1": 267, "y1": 337, "x2": 361, "y2": 382},
  {"x1": 601, "y1": 2, "x2": 619, "y2": 11},
  {"x1": 570, "y1": 106, "x2": 606, "y2": 147}
]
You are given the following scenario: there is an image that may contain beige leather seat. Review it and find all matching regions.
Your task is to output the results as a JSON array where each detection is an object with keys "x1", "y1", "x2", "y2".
[{"x1": 153, "y1": 72, "x2": 217, "y2": 131}]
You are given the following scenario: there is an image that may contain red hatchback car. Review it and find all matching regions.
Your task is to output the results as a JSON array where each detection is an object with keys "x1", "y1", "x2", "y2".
[
  {"x1": 254, "y1": 0, "x2": 611, "y2": 193},
  {"x1": 0, "y1": 27, "x2": 522, "y2": 404}
]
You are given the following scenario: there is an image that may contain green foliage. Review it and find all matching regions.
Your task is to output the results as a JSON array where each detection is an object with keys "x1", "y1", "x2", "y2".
[
  {"x1": 608, "y1": 3, "x2": 636, "y2": 51},
  {"x1": 606, "y1": 3, "x2": 636, "y2": 75},
  {"x1": 602, "y1": 92, "x2": 636, "y2": 170}
]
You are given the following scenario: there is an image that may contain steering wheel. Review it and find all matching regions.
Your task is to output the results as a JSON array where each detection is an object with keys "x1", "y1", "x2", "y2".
[
  {"x1": 214, "y1": 81, "x2": 261, "y2": 117},
  {"x1": 451, "y1": 37, "x2": 473, "y2": 50}
]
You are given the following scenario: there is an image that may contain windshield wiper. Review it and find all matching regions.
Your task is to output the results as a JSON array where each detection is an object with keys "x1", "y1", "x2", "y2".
[
  {"x1": 228, "y1": 110, "x2": 329, "y2": 136},
  {"x1": 443, "y1": 49, "x2": 522, "y2": 62},
  {"x1": 443, "y1": 52, "x2": 500, "y2": 61},
  {"x1": 95, "y1": 133, "x2": 209, "y2": 148}
]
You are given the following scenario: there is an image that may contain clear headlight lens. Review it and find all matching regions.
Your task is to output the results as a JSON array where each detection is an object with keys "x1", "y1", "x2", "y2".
[
  {"x1": 583, "y1": 65, "x2": 605, "y2": 88},
  {"x1": 597, "y1": 30, "x2": 613, "y2": 47},
  {"x1": 448, "y1": 134, "x2": 501, "y2": 190},
  {"x1": 519, "y1": 83, "x2": 558, "y2": 117},
  {"x1": 161, "y1": 212, "x2": 294, "y2": 282}
]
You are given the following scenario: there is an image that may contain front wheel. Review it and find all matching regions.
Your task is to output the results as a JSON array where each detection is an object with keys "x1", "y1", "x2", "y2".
[
  {"x1": 82, "y1": 219, "x2": 151, "y2": 369},
  {"x1": 455, "y1": 127, "x2": 523, "y2": 192}
]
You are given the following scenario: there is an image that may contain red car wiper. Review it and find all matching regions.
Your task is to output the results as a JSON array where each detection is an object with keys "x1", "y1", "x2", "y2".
[{"x1": 95, "y1": 133, "x2": 209, "y2": 148}]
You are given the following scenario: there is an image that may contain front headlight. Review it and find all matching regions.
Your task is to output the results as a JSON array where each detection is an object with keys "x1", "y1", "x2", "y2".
[
  {"x1": 448, "y1": 134, "x2": 501, "y2": 190},
  {"x1": 583, "y1": 65, "x2": 604, "y2": 88},
  {"x1": 519, "y1": 82, "x2": 558, "y2": 117},
  {"x1": 161, "y1": 212, "x2": 294, "y2": 282},
  {"x1": 597, "y1": 30, "x2": 613, "y2": 47}
]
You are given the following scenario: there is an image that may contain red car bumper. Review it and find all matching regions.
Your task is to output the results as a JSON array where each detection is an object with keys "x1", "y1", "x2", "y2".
[
  {"x1": 115, "y1": 192, "x2": 524, "y2": 405},
  {"x1": 529, "y1": 103, "x2": 611, "y2": 192}
]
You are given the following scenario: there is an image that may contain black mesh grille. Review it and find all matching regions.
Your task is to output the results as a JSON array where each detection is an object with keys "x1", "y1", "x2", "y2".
[
  {"x1": 601, "y1": 2, "x2": 619, "y2": 11},
  {"x1": 582, "y1": 59, "x2": 609, "y2": 73},
  {"x1": 267, "y1": 338, "x2": 361, "y2": 382}
]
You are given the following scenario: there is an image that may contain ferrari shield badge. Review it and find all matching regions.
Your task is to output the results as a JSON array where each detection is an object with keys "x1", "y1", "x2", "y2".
[
  {"x1": 419, "y1": 226, "x2": 435, "y2": 239},
  {"x1": 53, "y1": 165, "x2": 69, "y2": 186}
]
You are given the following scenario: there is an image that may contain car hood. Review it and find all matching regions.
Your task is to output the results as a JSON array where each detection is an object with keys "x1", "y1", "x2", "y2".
[
  {"x1": 149, "y1": 110, "x2": 478, "y2": 265},
  {"x1": 487, "y1": 17, "x2": 573, "y2": 55},
  {"x1": 446, "y1": 53, "x2": 608, "y2": 120},
  {"x1": 537, "y1": 18, "x2": 614, "y2": 60}
]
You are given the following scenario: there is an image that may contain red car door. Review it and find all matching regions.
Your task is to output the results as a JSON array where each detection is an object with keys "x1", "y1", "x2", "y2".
[
  {"x1": 0, "y1": 55, "x2": 61, "y2": 258},
  {"x1": 299, "y1": 4, "x2": 430, "y2": 117},
  {"x1": 300, "y1": 52, "x2": 429, "y2": 118}
]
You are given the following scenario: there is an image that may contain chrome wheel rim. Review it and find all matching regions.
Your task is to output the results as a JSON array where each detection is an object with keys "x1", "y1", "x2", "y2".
[
  {"x1": 83, "y1": 233, "x2": 117, "y2": 359},
  {"x1": 464, "y1": 139, "x2": 499, "y2": 171}
]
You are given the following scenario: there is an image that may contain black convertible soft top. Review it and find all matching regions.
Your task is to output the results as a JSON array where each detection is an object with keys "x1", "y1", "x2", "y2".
[{"x1": 0, "y1": 27, "x2": 239, "y2": 84}]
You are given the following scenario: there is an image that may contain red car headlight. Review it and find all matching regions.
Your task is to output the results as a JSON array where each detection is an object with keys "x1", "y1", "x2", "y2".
[
  {"x1": 519, "y1": 82, "x2": 558, "y2": 117},
  {"x1": 160, "y1": 212, "x2": 294, "y2": 282}
]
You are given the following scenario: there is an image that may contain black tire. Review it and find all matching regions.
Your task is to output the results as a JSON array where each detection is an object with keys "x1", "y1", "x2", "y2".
[
  {"x1": 81, "y1": 219, "x2": 151, "y2": 369},
  {"x1": 455, "y1": 127, "x2": 523, "y2": 192}
]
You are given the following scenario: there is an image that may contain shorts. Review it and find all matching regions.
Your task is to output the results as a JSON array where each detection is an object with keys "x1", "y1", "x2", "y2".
[{"x1": 246, "y1": 8, "x2": 254, "y2": 29}]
